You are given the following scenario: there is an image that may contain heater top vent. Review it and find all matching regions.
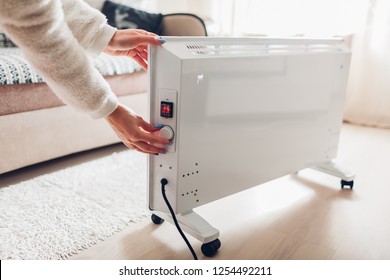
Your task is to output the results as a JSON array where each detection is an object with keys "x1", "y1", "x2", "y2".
[
  {"x1": 159, "y1": 37, "x2": 349, "y2": 59},
  {"x1": 185, "y1": 42, "x2": 344, "y2": 57}
]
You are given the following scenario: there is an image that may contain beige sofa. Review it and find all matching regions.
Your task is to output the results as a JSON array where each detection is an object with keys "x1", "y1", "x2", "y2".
[{"x1": 0, "y1": 12, "x2": 207, "y2": 174}]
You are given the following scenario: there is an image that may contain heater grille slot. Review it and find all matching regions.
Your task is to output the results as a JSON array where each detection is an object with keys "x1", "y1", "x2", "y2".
[{"x1": 186, "y1": 42, "x2": 343, "y2": 57}]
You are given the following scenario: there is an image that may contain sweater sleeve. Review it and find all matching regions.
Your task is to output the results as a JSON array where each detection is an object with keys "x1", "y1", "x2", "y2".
[
  {"x1": 61, "y1": 0, "x2": 117, "y2": 57},
  {"x1": 0, "y1": 0, "x2": 118, "y2": 119}
]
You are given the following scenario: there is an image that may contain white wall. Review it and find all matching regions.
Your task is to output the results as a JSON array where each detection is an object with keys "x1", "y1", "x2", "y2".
[
  {"x1": 153, "y1": 0, "x2": 234, "y2": 35},
  {"x1": 150, "y1": 0, "x2": 369, "y2": 36},
  {"x1": 153, "y1": 0, "x2": 207, "y2": 15}
]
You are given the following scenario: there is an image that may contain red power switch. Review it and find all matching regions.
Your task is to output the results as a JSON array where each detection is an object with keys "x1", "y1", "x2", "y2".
[{"x1": 160, "y1": 101, "x2": 174, "y2": 118}]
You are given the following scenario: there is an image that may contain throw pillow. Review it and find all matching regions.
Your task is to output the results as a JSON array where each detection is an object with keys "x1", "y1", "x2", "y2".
[
  {"x1": 0, "y1": 32, "x2": 17, "y2": 48},
  {"x1": 102, "y1": 0, "x2": 163, "y2": 34}
]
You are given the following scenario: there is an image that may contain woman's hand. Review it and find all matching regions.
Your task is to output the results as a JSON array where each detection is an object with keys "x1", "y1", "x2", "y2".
[
  {"x1": 104, "y1": 29, "x2": 166, "y2": 70},
  {"x1": 105, "y1": 104, "x2": 169, "y2": 154}
]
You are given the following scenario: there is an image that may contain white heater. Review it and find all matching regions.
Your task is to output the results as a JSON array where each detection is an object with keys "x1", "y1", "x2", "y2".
[{"x1": 147, "y1": 37, "x2": 355, "y2": 257}]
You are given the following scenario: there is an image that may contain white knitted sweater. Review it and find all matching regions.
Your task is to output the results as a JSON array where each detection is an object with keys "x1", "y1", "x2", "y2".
[{"x1": 0, "y1": 0, "x2": 118, "y2": 119}]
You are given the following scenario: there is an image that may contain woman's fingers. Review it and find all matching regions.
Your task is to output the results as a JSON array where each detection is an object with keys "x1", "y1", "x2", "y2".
[
  {"x1": 106, "y1": 104, "x2": 169, "y2": 154},
  {"x1": 132, "y1": 141, "x2": 166, "y2": 154},
  {"x1": 131, "y1": 54, "x2": 148, "y2": 70}
]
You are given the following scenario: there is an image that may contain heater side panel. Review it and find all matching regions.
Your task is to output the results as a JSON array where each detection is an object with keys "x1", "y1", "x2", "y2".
[{"x1": 175, "y1": 52, "x2": 350, "y2": 212}]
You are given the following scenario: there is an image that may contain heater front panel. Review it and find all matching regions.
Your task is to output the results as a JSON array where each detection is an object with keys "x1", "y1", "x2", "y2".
[{"x1": 175, "y1": 53, "x2": 349, "y2": 212}]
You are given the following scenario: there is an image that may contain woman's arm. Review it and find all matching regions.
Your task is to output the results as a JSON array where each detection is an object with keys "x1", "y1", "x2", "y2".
[{"x1": 0, "y1": 0, "x2": 169, "y2": 153}]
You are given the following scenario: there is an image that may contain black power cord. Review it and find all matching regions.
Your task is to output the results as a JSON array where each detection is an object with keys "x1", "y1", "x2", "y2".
[{"x1": 160, "y1": 178, "x2": 198, "y2": 260}]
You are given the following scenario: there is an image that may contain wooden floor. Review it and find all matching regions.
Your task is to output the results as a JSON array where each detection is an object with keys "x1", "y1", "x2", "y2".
[{"x1": 2, "y1": 123, "x2": 390, "y2": 260}]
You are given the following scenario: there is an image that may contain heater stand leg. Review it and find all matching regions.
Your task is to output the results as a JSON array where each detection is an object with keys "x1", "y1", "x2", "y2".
[
  {"x1": 152, "y1": 210, "x2": 220, "y2": 244},
  {"x1": 311, "y1": 160, "x2": 356, "y2": 189},
  {"x1": 151, "y1": 210, "x2": 221, "y2": 257}
]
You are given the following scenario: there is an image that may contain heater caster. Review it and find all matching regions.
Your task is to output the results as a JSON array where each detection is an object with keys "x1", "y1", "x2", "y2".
[
  {"x1": 151, "y1": 214, "x2": 164, "y2": 224},
  {"x1": 201, "y1": 239, "x2": 221, "y2": 257},
  {"x1": 341, "y1": 180, "x2": 354, "y2": 189}
]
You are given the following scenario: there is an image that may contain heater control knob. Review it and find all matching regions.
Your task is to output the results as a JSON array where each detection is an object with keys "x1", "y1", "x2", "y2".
[{"x1": 158, "y1": 125, "x2": 175, "y2": 141}]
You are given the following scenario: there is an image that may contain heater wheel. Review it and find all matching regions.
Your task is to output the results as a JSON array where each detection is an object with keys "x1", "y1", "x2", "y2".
[
  {"x1": 201, "y1": 239, "x2": 221, "y2": 257},
  {"x1": 341, "y1": 180, "x2": 354, "y2": 189},
  {"x1": 151, "y1": 214, "x2": 164, "y2": 224}
]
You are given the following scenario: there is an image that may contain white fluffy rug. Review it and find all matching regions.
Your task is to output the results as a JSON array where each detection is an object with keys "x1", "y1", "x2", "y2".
[{"x1": 0, "y1": 151, "x2": 148, "y2": 260}]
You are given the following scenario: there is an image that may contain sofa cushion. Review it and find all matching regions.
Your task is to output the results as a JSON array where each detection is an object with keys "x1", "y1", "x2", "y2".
[
  {"x1": 0, "y1": 71, "x2": 147, "y2": 116},
  {"x1": 0, "y1": 46, "x2": 146, "y2": 116},
  {"x1": 0, "y1": 47, "x2": 142, "y2": 85}
]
